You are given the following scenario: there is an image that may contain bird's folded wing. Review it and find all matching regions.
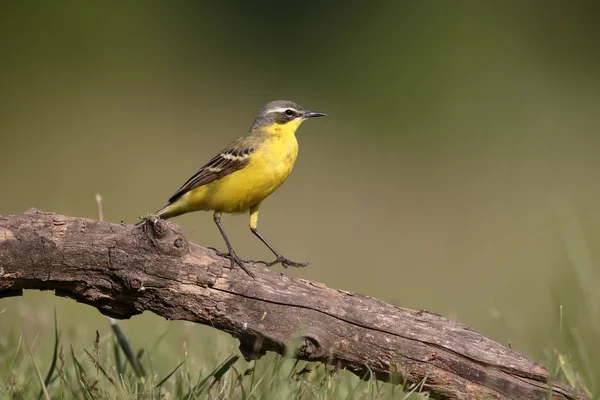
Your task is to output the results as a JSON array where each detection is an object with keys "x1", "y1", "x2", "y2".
[{"x1": 168, "y1": 145, "x2": 255, "y2": 203}]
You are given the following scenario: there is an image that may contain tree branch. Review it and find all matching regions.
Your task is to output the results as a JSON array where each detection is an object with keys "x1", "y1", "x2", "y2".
[{"x1": 0, "y1": 209, "x2": 587, "y2": 400}]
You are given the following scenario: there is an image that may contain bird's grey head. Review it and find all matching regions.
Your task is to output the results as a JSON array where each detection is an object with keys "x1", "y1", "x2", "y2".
[{"x1": 251, "y1": 100, "x2": 326, "y2": 128}]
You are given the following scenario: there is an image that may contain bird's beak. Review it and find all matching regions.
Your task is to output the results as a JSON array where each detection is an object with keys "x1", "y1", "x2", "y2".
[{"x1": 303, "y1": 110, "x2": 327, "y2": 119}]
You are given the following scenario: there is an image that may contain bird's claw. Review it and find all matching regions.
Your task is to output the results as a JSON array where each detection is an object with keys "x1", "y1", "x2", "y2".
[
  {"x1": 208, "y1": 247, "x2": 262, "y2": 265},
  {"x1": 208, "y1": 247, "x2": 307, "y2": 272},
  {"x1": 209, "y1": 247, "x2": 243, "y2": 261},
  {"x1": 229, "y1": 254, "x2": 256, "y2": 279},
  {"x1": 266, "y1": 256, "x2": 309, "y2": 269},
  {"x1": 209, "y1": 248, "x2": 256, "y2": 278}
]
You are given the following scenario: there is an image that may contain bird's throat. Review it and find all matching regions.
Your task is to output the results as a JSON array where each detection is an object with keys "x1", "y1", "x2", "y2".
[{"x1": 266, "y1": 119, "x2": 304, "y2": 138}]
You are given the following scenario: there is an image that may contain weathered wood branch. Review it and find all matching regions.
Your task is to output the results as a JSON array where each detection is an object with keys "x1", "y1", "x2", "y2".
[{"x1": 0, "y1": 209, "x2": 587, "y2": 400}]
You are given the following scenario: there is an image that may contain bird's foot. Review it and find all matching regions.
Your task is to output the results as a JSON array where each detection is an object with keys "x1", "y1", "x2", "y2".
[
  {"x1": 209, "y1": 247, "x2": 269, "y2": 265},
  {"x1": 209, "y1": 247, "x2": 256, "y2": 278},
  {"x1": 266, "y1": 256, "x2": 309, "y2": 269},
  {"x1": 226, "y1": 253, "x2": 256, "y2": 278},
  {"x1": 208, "y1": 247, "x2": 250, "y2": 263}
]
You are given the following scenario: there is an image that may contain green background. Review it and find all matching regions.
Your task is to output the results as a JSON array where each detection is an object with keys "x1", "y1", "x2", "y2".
[{"x1": 1, "y1": 1, "x2": 599, "y2": 394}]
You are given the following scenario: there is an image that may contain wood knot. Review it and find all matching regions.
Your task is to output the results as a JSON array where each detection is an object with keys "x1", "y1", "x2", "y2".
[
  {"x1": 297, "y1": 336, "x2": 320, "y2": 358},
  {"x1": 140, "y1": 218, "x2": 188, "y2": 255},
  {"x1": 130, "y1": 278, "x2": 142, "y2": 290},
  {"x1": 151, "y1": 219, "x2": 170, "y2": 238},
  {"x1": 173, "y1": 237, "x2": 185, "y2": 249}
]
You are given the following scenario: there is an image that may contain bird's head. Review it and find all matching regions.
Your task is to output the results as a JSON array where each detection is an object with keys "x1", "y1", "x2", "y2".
[{"x1": 251, "y1": 100, "x2": 326, "y2": 133}]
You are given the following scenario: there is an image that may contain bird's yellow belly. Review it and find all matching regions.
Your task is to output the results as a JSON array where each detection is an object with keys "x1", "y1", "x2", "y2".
[{"x1": 182, "y1": 135, "x2": 298, "y2": 214}]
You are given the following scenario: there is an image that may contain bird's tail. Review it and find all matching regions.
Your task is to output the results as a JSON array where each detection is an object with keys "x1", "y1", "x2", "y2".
[{"x1": 134, "y1": 204, "x2": 173, "y2": 227}]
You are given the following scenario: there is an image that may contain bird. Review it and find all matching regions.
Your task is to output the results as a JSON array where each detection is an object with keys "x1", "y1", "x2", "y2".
[{"x1": 136, "y1": 100, "x2": 326, "y2": 277}]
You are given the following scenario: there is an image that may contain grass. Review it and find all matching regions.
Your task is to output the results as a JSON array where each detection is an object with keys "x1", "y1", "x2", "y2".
[
  {"x1": 0, "y1": 313, "x2": 431, "y2": 400},
  {"x1": 0, "y1": 300, "x2": 595, "y2": 400}
]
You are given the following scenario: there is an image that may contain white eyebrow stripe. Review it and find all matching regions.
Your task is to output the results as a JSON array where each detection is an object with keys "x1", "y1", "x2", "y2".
[
  {"x1": 220, "y1": 152, "x2": 250, "y2": 161},
  {"x1": 266, "y1": 107, "x2": 299, "y2": 114}
]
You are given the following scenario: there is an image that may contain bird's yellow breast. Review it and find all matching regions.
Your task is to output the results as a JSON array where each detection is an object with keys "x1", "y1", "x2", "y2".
[{"x1": 179, "y1": 122, "x2": 300, "y2": 214}]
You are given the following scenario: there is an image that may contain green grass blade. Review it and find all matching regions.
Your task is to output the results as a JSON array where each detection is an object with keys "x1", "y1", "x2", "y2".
[
  {"x1": 287, "y1": 359, "x2": 301, "y2": 379},
  {"x1": 346, "y1": 365, "x2": 372, "y2": 400},
  {"x1": 109, "y1": 318, "x2": 146, "y2": 379},
  {"x1": 145, "y1": 347, "x2": 155, "y2": 389},
  {"x1": 401, "y1": 371, "x2": 430, "y2": 400},
  {"x1": 37, "y1": 309, "x2": 60, "y2": 400},
  {"x1": 246, "y1": 357, "x2": 277, "y2": 399},
  {"x1": 24, "y1": 336, "x2": 50, "y2": 400},
  {"x1": 184, "y1": 355, "x2": 239, "y2": 399},
  {"x1": 71, "y1": 345, "x2": 94, "y2": 400},
  {"x1": 136, "y1": 348, "x2": 145, "y2": 363},
  {"x1": 84, "y1": 349, "x2": 118, "y2": 388},
  {"x1": 231, "y1": 366, "x2": 247, "y2": 400},
  {"x1": 112, "y1": 336, "x2": 124, "y2": 377},
  {"x1": 175, "y1": 373, "x2": 184, "y2": 399},
  {"x1": 3, "y1": 331, "x2": 23, "y2": 387},
  {"x1": 156, "y1": 361, "x2": 185, "y2": 388},
  {"x1": 210, "y1": 355, "x2": 239, "y2": 382},
  {"x1": 206, "y1": 354, "x2": 240, "y2": 393}
]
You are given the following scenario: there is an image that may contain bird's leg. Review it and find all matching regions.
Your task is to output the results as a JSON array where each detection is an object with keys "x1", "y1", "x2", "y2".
[
  {"x1": 213, "y1": 212, "x2": 255, "y2": 278},
  {"x1": 251, "y1": 228, "x2": 309, "y2": 268},
  {"x1": 249, "y1": 205, "x2": 309, "y2": 269}
]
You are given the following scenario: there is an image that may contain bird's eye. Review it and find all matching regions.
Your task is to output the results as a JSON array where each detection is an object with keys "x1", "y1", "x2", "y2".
[{"x1": 284, "y1": 109, "x2": 294, "y2": 117}]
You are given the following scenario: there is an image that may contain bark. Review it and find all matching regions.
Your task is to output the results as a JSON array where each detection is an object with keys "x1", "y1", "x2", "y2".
[{"x1": 0, "y1": 209, "x2": 588, "y2": 400}]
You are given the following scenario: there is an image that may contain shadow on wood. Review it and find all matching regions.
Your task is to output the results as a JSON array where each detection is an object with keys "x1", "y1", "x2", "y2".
[{"x1": 0, "y1": 209, "x2": 588, "y2": 400}]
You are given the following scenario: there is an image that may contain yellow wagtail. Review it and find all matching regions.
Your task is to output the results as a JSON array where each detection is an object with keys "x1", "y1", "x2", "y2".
[{"x1": 136, "y1": 100, "x2": 326, "y2": 277}]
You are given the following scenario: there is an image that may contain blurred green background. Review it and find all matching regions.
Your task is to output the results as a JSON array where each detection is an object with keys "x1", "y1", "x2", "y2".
[{"x1": 1, "y1": 0, "x2": 599, "y2": 394}]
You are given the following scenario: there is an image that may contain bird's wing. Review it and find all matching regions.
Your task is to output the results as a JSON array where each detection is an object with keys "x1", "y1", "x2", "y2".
[{"x1": 168, "y1": 140, "x2": 256, "y2": 203}]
